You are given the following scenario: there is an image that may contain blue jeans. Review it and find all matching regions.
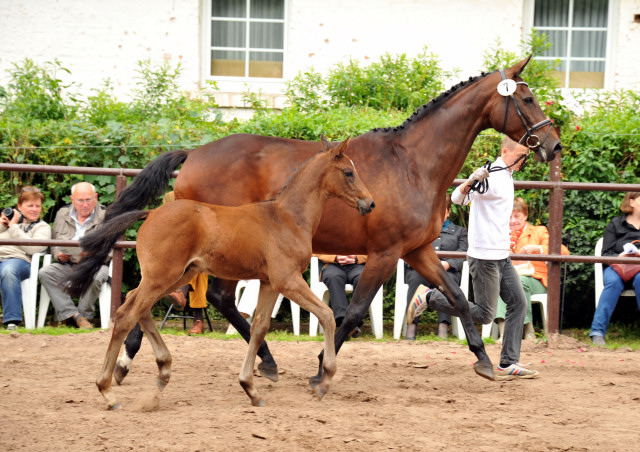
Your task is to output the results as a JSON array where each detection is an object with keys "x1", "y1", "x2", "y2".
[
  {"x1": 0, "y1": 258, "x2": 31, "y2": 324},
  {"x1": 590, "y1": 266, "x2": 640, "y2": 338}
]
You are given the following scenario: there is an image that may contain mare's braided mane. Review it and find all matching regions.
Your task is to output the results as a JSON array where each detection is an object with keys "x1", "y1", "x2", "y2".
[{"x1": 371, "y1": 70, "x2": 493, "y2": 134}]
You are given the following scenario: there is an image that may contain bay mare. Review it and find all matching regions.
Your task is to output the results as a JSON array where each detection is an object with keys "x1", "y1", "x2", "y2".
[
  {"x1": 70, "y1": 56, "x2": 562, "y2": 387},
  {"x1": 68, "y1": 138, "x2": 375, "y2": 408}
]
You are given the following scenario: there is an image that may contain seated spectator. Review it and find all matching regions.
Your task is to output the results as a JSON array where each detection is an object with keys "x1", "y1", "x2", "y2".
[
  {"x1": 494, "y1": 197, "x2": 569, "y2": 342},
  {"x1": 405, "y1": 194, "x2": 467, "y2": 339},
  {"x1": 315, "y1": 254, "x2": 366, "y2": 337},
  {"x1": 38, "y1": 182, "x2": 110, "y2": 329},
  {"x1": 167, "y1": 273, "x2": 208, "y2": 335},
  {"x1": 590, "y1": 191, "x2": 640, "y2": 346},
  {"x1": 0, "y1": 186, "x2": 51, "y2": 330}
]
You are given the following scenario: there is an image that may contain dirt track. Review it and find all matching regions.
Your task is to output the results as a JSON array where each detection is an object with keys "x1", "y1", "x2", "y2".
[{"x1": 1, "y1": 330, "x2": 638, "y2": 451}]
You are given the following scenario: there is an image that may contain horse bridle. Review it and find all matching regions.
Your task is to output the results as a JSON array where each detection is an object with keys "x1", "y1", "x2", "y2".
[{"x1": 499, "y1": 68, "x2": 553, "y2": 151}]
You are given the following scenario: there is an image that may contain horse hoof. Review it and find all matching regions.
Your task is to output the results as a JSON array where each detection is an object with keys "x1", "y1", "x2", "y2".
[
  {"x1": 113, "y1": 363, "x2": 129, "y2": 386},
  {"x1": 308, "y1": 373, "x2": 322, "y2": 389},
  {"x1": 108, "y1": 402, "x2": 121, "y2": 411},
  {"x1": 252, "y1": 399, "x2": 267, "y2": 407},
  {"x1": 315, "y1": 386, "x2": 329, "y2": 400},
  {"x1": 473, "y1": 360, "x2": 495, "y2": 381},
  {"x1": 258, "y1": 362, "x2": 279, "y2": 382}
]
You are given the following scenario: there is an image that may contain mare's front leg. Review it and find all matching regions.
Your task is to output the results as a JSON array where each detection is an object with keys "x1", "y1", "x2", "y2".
[
  {"x1": 281, "y1": 275, "x2": 337, "y2": 399},
  {"x1": 405, "y1": 247, "x2": 494, "y2": 380},
  {"x1": 207, "y1": 278, "x2": 279, "y2": 382},
  {"x1": 238, "y1": 283, "x2": 279, "y2": 407}
]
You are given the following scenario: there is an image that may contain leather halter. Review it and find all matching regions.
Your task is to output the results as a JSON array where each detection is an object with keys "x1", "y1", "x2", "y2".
[{"x1": 499, "y1": 69, "x2": 553, "y2": 150}]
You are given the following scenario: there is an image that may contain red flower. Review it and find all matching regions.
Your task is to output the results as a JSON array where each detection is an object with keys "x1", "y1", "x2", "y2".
[
  {"x1": 576, "y1": 125, "x2": 581, "y2": 131},
  {"x1": 545, "y1": 101, "x2": 555, "y2": 106}
]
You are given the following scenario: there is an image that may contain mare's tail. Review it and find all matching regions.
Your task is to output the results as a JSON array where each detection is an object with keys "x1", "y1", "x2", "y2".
[
  {"x1": 65, "y1": 210, "x2": 150, "y2": 297},
  {"x1": 105, "y1": 150, "x2": 189, "y2": 220}
]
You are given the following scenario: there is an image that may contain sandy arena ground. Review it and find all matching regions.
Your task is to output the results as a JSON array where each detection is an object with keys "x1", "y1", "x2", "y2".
[{"x1": 1, "y1": 329, "x2": 638, "y2": 451}]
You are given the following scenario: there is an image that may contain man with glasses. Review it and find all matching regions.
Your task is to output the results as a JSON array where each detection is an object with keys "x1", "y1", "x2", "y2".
[{"x1": 39, "y1": 182, "x2": 110, "y2": 329}]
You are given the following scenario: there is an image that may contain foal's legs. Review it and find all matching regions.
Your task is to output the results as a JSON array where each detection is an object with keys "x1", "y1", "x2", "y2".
[
  {"x1": 280, "y1": 275, "x2": 337, "y2": 398},
  {"x1": 208, "y1": 278, "x2": 279, "y2": 381},
  {"x1": 96, "y1": 288, "x2": 145, "y2": 410},
  {"x1": 113, "y1": 278, "x2": 280, "y2": 384},
  {"x1": 238, "y1": 283, "x2": 280, "y2": 406}
]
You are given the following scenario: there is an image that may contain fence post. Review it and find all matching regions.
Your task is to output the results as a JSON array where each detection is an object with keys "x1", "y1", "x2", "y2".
[
  {"x1": 547, "y1": 155, "x2": 564, "y2": 336},
  {"x1": 110, "y1": 175, "x2": 128, "y2": 325}
]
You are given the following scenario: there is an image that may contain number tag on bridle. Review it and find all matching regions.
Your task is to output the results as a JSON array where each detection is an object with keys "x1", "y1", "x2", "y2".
[{"x1": 497, "y1": 79, "x2": 517, "y2": 96}]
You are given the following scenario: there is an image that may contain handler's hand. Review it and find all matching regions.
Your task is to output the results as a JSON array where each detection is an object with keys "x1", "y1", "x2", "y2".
[{"x1": 469, "y1": 167, "x2": 489, "y2": 183}]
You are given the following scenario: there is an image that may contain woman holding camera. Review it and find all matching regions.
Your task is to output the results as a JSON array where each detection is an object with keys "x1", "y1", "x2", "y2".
[{"x1": 0, "y1": 186, "x2": 51, "y2": 330}]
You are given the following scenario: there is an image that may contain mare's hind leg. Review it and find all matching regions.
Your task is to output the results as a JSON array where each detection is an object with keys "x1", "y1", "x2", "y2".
[
  {"x1": 114, "y1": 322, "x2": 143, "y2": 385},
  {"x1": 238, "y1": 283, "x2": 279, "y2": 407},
  {"x1": 280, "y1": 275, "x2": 336, "y2": 399},
  {"x1": 208, "y1": 278, "x2": 279, "y2": 381}
]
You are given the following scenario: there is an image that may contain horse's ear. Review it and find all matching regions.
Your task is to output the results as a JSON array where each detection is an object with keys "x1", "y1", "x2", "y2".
[
  {"x1": 320, "y1": 134, "x2": 331, "y2": 151},
  {"x1": 330, "y1": 136, "x2": 351, "y2": 159},
  {"x1": 506, "y1": 55, "x2": 532, "y2": 78}
]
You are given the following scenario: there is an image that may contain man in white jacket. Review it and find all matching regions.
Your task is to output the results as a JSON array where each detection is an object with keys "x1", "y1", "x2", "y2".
[{"x1": 408, "y1": 137, "x2": 539, "y2": 379}]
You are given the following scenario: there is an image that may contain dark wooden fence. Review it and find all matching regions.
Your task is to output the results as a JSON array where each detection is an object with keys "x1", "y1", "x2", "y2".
[{"x1": 2, "y1": 159, "x2": 640, "y2": 334}]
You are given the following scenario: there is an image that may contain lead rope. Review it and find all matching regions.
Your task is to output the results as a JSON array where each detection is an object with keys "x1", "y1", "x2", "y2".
[{"x1": 466, "y1": 152, "x2": 528, "y2": 196}]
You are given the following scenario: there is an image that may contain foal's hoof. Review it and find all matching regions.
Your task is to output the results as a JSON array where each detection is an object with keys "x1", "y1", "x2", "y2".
[
  {"x1": 252, "y1": 398, "x2": 267, "y2": 407},
  {"x1": 473, "y1": 360, "x2": 495, "y2": 381},
  {"x1": 108, "y1": 402, "x2": 121, "y2": 411},
  {"x1": 113, "y1": 362, "x2": 129, "y2": 386},
  {"x1": 308, "y1": 373, "x2": 322, "y2": 389},
  {"x1": 258, "y1": 362, "x2": 279, "y2": 382},
  {"x1": 315, "y1": 385, "x2": 329, "y2": 400}
]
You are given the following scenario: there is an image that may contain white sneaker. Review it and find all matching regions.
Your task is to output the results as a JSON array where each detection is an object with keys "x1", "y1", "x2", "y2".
[
  {"x1": 497, "y1": 363, "x2": 539, "y2": 379},
  {"x1": 6, "y1": 323, "x2": 17, "y2": 331}
]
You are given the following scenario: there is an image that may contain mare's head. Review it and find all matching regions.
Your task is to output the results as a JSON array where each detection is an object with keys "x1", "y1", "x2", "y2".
[
  {"x1": 319, "y1": 135, "x2": 375, "y2": 215},
  {"x1": 487, "y1": 55, "x2": 562, "y2": 163}
]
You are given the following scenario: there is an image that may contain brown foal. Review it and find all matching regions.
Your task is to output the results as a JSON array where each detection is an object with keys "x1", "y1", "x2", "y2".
[{"x1": 85, "y1": 137, "x2": 374, "y2": 409}]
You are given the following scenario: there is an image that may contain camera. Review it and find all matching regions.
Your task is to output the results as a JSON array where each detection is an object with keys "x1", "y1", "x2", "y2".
[{"x1": 2, "y1": 207, "x2": 23, "y2": 222}]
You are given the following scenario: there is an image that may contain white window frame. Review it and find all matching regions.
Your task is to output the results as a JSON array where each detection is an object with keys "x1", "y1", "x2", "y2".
[
  {"x1": 200, "y1": 0, "x2": 288, "y2": 84},
  {"x1": 523, "y1": 0, "x2": 618, "y2": 90}
]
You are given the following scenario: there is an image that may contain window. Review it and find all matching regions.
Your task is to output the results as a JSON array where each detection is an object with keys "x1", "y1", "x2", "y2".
[
  {"x1": 532, "y1": 0, "x2": 609, "y2": 88},
  {"x1": 208, "y1": 0, "x2": 285, "y2": 79}
]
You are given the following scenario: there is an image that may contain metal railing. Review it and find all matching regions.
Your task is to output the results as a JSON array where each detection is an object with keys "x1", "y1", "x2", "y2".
[{"x1": 2, "y1": 160, "x2": 640, "y2": 333}]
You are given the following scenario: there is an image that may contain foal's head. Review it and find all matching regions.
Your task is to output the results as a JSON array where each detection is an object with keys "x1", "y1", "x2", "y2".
[{"x1": 320, "y1": 135, "x2": 375, "y2": 216}]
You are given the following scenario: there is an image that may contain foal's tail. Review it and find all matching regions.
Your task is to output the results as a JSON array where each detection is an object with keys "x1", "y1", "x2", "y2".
[
  {"x1": 65, "y1": 210, "x2": 150, "y2": 297},
  {"x1": 105, "y1": 150, "x2": 189, "y2": 221}
]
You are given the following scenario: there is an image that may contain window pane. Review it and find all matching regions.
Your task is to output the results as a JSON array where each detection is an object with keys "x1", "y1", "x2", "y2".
[
  {"x1": 249, "y1": 51, "x2": 283, "y2": 78},
  {"x1": 571, "y1": 30, "x2": 607, "y2": 58},
  {"x1": 251, "y1": 0, "x2": 284, "y2": 19},
  {"x1": 212, "y1": 0, "x2": 246, "y2": 18},
  {"x1": 211, "y1": 20, "x2": 245, "y2": 47},
  {"x1": 573, "y1": 0, "x2": 608, "y2": 27},
  {"x1": 534, "y1": 0, "x2": 568, "y2": 26},
  {"x1": 211, "y1": 50, "x2": 246, "y2": 76},
  {"x1": 250, "y1": 22, "x2": 284, "y2": 49},
  {"x1": 569, "y1": 60, "x2": 604, "y2": 88},
  {"x1": 541, "y1": 30, "x2": 568, "y2": 57}
]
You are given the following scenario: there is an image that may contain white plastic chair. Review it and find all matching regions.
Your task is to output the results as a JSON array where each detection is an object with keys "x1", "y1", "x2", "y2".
[
  {"x1": 228, "y1": 279, "x2": 301, "y2": 336},
  {"x1": 308, "y1": 257, "x2": 384, "y2": 339},
  {"x1": 530, "y1": 293, "x2": 548, "y2": 333},
  {"x1": 37, "y1": 255, "x2": 113, "y2": 329},
  {"x1": 19, "y1": 252, "x2": 46, "y2": 330},
  {"x1": 394, "y1": 259, "x2": 491, "y2": 340},
  {"x1": 595, "y1": 237, "x2": 635, "y2": 308}
]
